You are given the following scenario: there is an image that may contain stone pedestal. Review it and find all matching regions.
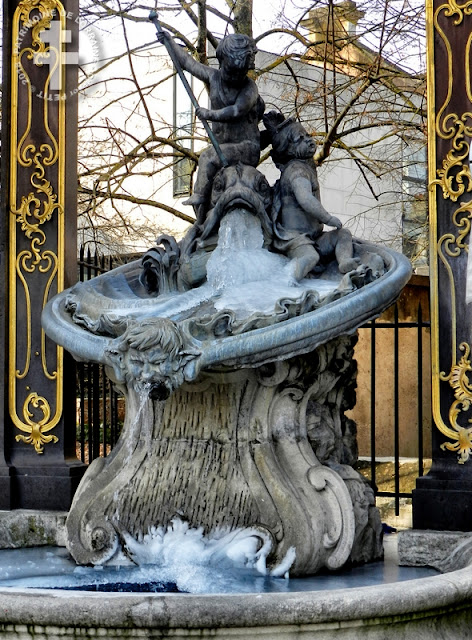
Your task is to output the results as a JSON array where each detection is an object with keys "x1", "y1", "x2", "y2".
[
  {"x1": 413, "y1": 471, "x2": 472, "y2": 532},
  {"x1": 66, "y1": 335, "x2": 383, "y2": 575}
]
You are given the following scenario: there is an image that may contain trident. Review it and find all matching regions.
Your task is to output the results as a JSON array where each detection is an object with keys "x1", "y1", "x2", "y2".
[{"x1": 149, "y1": 11, "x2": 229, "y2": 168}]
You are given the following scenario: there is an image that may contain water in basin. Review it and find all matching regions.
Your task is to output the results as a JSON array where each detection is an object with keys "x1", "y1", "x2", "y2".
[{"x1": 0, "y1": 535, "x2": 437, "y2": 594}]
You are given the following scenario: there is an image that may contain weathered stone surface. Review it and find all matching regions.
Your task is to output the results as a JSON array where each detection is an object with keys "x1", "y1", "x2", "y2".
[
  {"x1": 2, "y1": 565, "x2": 472, "y2": 638},
  {"x1": 42, "y1": 131, "x2": 410, "y2": 577},
  {"x1": 65, "y1": 339, "x2": 381, "y2": 574},
  {"x1": 0, "y1": 510, "x2": 67, "y2": 549},
  {"x1": 43, "y1": 237, "x2": 410, "y2": 575},
  {"x1": 398, "y1": 529, "x2": 472, "y2": 572}
]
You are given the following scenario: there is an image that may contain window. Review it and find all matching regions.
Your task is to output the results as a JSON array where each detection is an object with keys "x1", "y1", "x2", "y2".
[
  {"x1": 402, "y1": 145, "x2": 427, "y2": 194},
  {"x1": 402, "y1": 144, "x2": 428, "y2": 269},
  {"x1": 173, "y1": 71, "x2": 194, "y2": 197}
]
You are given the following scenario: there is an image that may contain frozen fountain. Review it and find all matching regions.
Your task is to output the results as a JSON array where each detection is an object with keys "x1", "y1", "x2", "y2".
[
  {"x1": 43, "y1": 167, "x2": 403, "y2": 575},
  {"x1": 6, "y1": 171, "x2": 469, "y2": 636},
  {"x1": 3, "y1": 27, "x2": 472, "y2": 640}
]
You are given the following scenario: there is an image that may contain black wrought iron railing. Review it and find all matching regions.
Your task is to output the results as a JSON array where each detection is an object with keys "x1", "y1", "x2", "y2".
[
  {"x1": 75, "y1": 248, "x2": 431, "y2": 510},
  {"x1": 75, "y1": 247, "x2": 138, "y2": 462},
  {"x1": 360, "y1": 304, "x2": 431, "y2": 514}
]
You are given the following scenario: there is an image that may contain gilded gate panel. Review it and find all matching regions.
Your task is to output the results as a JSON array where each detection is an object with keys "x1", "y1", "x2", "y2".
[
  {"x1": 428, "y1": 0, "x2": 472, "y2": 462},
  {"x1": 9, "y1": 0, "x2": 67, "y2": 453}
]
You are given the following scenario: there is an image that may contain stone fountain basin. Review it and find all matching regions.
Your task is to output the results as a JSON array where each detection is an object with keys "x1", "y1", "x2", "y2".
[
  {"x1": 1, "y1": 566, "x2": 472, "y2": 639},
  {"x1": 42, "y1": 242, "x2": 411, "y2": 372}
]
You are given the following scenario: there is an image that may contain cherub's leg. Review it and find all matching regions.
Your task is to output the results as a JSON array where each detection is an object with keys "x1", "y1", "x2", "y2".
[
  {"x1": 334, "y1": 228, "x2": 360, "y2": 274},
  {"x1": 223, "y1": 141, "x2": 260, "y2": 168},
  {"x1": 288, "y1": 244, "x2": 320, "y2": 281},
  {"x1": 183, "y1": 148, "x2": 220, "y2": 207},
  {"x1": 199, "y1": 206, "x2": 222, "y2": 242}
]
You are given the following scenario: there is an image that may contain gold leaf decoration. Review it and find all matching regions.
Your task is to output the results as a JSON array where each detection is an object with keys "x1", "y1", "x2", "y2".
[
  {"x1": 9, "y1": 0, "x2": 66, "y2": 453},
  {"x1": 15, "y1": 392, "x2": 59, "y2": 454},
  {"x1": 440, "y1": 343, "x2": 472, "y2": 463}
]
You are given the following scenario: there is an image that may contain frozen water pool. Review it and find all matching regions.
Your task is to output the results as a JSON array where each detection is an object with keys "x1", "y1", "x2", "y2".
[{"x1": 0, "y1": 535, "x2": 437, "y2": 594}]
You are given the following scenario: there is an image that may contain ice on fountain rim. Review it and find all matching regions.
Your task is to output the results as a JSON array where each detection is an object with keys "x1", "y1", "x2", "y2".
[{"x1": 134, "y1": 210, "x2": 338, "y2": 322}]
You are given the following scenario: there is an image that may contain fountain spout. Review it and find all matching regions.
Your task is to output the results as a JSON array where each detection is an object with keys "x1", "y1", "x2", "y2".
[{"x1": 148, "y1": 382, "x2": 171, "y2": 402}]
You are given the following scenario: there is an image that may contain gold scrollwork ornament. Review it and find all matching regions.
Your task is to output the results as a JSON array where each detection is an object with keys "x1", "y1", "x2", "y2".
[
  {"x1": 15, "y1": 392, "x2": 59, "y2": 454},
  {"x1": 443, "y1": 0, "x2": 472, "y2": 25},
  {"x1": 431, "y1": 116, "x2": 472, "y2": 201},
  {"x1": 17, "y1": 0, "x2": 62, "y2": 50},
  {"x1": 441, "y1": 343, "x2": 472, "y2": 463}
]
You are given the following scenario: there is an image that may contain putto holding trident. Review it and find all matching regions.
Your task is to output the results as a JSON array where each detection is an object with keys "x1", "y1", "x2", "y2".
[
  {"x1": 144, "y1": 13, "x2": 372, "y2": 293},
  {"x1": 151, "y1": 12, "x2": 264, "y2": 210}
]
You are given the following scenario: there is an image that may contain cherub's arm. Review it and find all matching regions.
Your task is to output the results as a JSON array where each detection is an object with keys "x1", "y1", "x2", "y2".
[
  {"x1": 158, "y1": 31, "x2": 213, "y2": 85},
  {"x1": 197, "y1": 81, "x2": 259, "y2": 122},
  {"x1": 292, "y1": 177, "x2": 342, "y2": 228}
]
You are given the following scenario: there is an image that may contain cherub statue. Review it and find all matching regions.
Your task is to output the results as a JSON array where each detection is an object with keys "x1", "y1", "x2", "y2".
[
  {"x1": 158, "y1": 30, "x2": 265, "y2": 209},
  {"x1": 263, "y1": 111, "x2": 359, "y2": 281}
]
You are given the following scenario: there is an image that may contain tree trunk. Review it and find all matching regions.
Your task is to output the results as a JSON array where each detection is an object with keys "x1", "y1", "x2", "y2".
[
  {"x1": 231, "y1": 0, "x2": 253, "y2": 37},
  {"x1": 197, "y1": 0, "x2": 207, "y2": 65}
]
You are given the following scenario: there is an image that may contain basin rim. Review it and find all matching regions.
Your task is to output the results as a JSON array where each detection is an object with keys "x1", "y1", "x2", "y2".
[{"x1": 1, "y1": 566, "x2": 471, "y2": 631}]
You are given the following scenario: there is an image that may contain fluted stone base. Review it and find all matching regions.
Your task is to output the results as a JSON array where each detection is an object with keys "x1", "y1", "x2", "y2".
[{"x1": 66, "y1": 334, "x2": 382, "y2": 575}]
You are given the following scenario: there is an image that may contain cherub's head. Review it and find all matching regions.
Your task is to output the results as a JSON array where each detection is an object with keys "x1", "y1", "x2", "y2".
[
  {"x1": 263, "y1": 110, "x2": 317, "y2": 166},
  {"x1": 216, "y1": 34, "x2": 257, "y2": 84},
  {"x1": 106, "y1": 317, "x2": 200, "y2": 400}
]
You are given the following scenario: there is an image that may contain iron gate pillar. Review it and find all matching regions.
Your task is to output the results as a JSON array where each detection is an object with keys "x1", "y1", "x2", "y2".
[
  {"x1": 413, "y1": 0, "x2": 472, "y2": 530},
  {"x1": 0, "y1": 0, "x2": 86, "y2": 509}
]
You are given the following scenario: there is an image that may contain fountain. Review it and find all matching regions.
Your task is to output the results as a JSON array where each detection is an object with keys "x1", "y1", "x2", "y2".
[
  {"x1": 3, "y1": 22, "x2": 472, "y2": 640},
  {"x1": 43, "y1": 114, "x2": 403, "y2": 574}
]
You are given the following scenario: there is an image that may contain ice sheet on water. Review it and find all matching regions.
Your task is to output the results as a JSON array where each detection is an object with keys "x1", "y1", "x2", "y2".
[
  {"x1": 0, "y1": 547, "x2": 75, "y2": 582},
  {"x1": 0, "y1": 536, "x2": 439, "y2": 594},
  {"x1": 0, "y1": 519, "x2": 295, "y2": 594},
  {"x1": 0, "y1": 550, "x2": 287, "y2": 595}
]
